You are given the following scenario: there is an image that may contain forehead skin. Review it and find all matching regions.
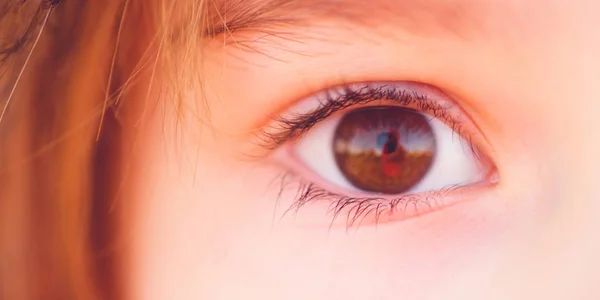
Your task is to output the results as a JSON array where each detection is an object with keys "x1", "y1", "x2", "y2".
[{"x1": 127, "y1": 1, "x2": 600, "y2": 300}]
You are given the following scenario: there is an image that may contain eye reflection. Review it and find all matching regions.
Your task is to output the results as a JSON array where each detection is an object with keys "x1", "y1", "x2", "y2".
[{"x1": 333, "y1": 106, "x2": 436, "y2": 194}]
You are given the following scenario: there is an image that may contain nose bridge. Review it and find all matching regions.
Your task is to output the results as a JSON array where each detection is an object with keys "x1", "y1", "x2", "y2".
[
  {"x1": 562, "y1": 149, "x2": 600, "y2": 299},
  {"x1": 494, "y1": 112, "x2": 600, "y2": 299},
  {"x1": 491, "y1": 156, "x2": 600, "y2": 300},
  {"x1": 547, "y1": 125, "x2": 600, "y2": 299}
]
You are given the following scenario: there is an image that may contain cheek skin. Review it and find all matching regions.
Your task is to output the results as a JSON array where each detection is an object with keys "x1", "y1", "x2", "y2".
[{"x1": 126, "y1": 2, "x2": 600, "y2": 300}]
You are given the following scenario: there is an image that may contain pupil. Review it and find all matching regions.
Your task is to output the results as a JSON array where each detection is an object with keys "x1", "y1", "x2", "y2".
[
  {"x1": 333, "y1": 106, "x2": 436, "y2": 194},
  {"x1": 379, "y1": 132, "x2": 399, "y2": 154}
]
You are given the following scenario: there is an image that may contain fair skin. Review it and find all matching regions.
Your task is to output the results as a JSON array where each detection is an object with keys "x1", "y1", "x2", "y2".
[{"x1": 128, "y1": 0, "x2": 600, "y2": 299}]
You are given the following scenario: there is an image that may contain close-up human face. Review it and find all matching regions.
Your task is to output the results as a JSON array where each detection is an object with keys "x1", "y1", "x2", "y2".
[{"x1": 117, "y1": 0, "x2": 600, "y2": 299}]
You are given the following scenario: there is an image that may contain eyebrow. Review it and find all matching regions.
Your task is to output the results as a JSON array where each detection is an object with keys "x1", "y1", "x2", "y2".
[{"x1": 206, "y1": 0, "x2": 490, "y2": 40}]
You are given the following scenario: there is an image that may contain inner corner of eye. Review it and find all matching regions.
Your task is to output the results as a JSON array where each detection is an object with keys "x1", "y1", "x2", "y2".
[{"x1": 291, "y1": 104, "x2": 488, "y2": 196}]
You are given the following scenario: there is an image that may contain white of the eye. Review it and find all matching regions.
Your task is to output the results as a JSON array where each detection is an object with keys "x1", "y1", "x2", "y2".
[
  {"x1": 294, "y1": 111, "x2": 485, "y2": 195},
  {"x1": 294, "y1": 114, "x2": 357, "y2": 191},
  {"x1": 409, "y1": 117, "x2": 484, "y2": 193}
]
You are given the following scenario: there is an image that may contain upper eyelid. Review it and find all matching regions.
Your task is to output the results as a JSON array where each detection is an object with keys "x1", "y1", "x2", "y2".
[{"x1": 256, "y1": 82, "x2": 470, "y2": 148}]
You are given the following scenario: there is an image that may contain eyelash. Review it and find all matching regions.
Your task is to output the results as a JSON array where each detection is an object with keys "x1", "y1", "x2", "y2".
[
  {"x1": 258, "y1": 83, "x2": 488, "y2": 227},
  {"x1": 274, "y1": 171, "x2": 466, "y2": 229},
  {"x1": 257, "y1": 83, "x2": 474, "y2": 151}
]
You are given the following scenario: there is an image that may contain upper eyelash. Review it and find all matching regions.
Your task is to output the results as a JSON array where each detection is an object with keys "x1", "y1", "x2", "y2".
[{"x1": 255, "y1": 83, "x2": 469, "y2": 150}]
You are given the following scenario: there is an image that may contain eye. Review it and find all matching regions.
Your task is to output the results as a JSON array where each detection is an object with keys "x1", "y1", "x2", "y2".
[
  {"x1": 262, "y1": 82, "x2": 496, "y2": 225},
  {"x1": 294, "y1": 105, "x2": 486, "y2": 195}
]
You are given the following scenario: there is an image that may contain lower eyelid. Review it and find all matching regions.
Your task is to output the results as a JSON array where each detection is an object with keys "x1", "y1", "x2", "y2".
[
  {"x1": 273, "y1": 136, "x2": 498, "y2": 227},
  {"x1": 358, "y1": 181, "x2": 494, "y2": 226},
  {"x1": 270, "y1": 170, "x2": 497, "y2": 228}
]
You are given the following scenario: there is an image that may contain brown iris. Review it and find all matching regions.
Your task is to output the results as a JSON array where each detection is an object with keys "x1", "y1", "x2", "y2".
[{"x1": 333, "y1": 106, "x2": 436, "y2": 194}]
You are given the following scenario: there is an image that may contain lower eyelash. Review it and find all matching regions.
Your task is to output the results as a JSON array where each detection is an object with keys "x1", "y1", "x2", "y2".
[{"x1": 274, "y1": 171, "x2": 462, "y2": 229}]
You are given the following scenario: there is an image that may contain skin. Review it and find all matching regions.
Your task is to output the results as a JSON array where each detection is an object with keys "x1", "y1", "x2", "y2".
[{"x1": 127, "y1": 0, "x2": 600, "y2": 299}]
